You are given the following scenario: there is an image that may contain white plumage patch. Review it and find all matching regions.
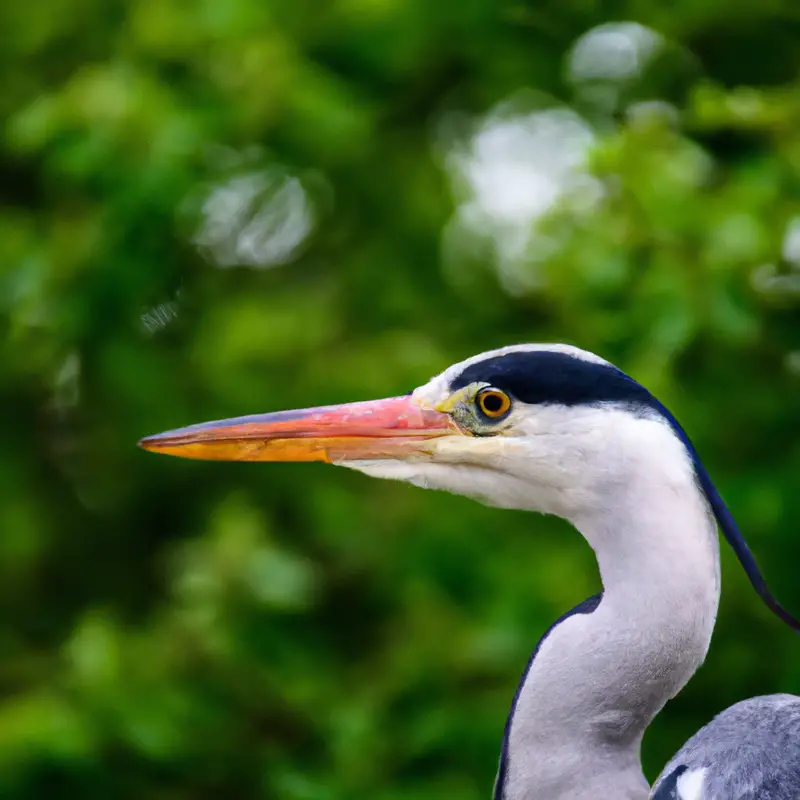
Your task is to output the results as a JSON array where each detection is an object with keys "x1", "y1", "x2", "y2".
[{"x1": 676, "y1": 767, "x2": 707, "y2": 800}]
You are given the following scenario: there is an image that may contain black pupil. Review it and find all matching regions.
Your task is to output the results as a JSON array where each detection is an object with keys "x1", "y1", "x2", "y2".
[{"x1": 482, "y1": 393, "x2": 504, "y2": 414}]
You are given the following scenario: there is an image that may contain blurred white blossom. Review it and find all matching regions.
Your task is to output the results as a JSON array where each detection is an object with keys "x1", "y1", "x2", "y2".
[
  {"x1": 194, "y1": 167, "x2": 314, "y2": 269},
  {"x1": 441, "y1": 99, "x2": 601, "y2": 292},
  {"x1": 567, "y1": 22, "x2": 668, "y2": 114},
  {"x1": 568, "y1": 22, "x2": 663, "y2": 84}
]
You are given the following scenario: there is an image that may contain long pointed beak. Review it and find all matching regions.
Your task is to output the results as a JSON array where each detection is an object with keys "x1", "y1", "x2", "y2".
[{"x1": 138, "y1": 396, "x2": 456, "y2": 463}]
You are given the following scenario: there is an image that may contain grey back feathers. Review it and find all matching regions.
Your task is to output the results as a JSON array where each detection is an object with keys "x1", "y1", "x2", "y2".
[{"x1": 652, "y1": 695, "x2": 800, "y2": 800}]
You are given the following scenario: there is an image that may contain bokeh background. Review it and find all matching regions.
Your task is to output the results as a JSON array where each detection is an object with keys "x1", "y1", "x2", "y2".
[{"x1": 3, "y1": 1, "x2": 800, "y2": 797}]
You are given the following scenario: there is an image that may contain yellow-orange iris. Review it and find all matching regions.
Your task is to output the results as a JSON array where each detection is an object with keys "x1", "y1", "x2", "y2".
[{"x1": 476, "y1": 388, "x2": 511, "y2": 419}]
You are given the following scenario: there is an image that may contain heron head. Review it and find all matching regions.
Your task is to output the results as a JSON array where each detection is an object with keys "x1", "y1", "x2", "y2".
[{"x1": 138, "y1": 344, "x2": 690, "y2": 519}]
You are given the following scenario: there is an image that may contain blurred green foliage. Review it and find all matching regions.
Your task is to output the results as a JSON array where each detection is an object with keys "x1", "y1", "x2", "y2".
[{"x1": 2, "y1": 0, "x2": 800, "y2": 797}]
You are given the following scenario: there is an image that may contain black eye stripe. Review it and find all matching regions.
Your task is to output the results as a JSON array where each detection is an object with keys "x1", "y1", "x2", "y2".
[{"x1": 450, "y1": 351, "x2": 652, "y2": 409}]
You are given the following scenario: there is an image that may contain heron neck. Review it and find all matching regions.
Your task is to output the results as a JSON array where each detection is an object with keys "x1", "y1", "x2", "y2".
[{"x1": 499, "y1": 475, "x2": 720, "y2": 800}]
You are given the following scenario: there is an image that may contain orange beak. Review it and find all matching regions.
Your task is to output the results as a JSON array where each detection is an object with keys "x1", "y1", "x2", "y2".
[{"x1": 138, "y1": 396, "x2": 457, "y2": 463}]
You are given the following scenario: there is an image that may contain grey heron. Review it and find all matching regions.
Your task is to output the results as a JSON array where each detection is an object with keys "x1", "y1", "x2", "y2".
[{"x1": 140, "y1": 344, "x2": 800, "y2": 800}]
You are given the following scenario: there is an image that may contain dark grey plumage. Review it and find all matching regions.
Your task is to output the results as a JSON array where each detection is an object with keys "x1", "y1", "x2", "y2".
[{"x1": 652, "y1": 695, "x2": 800, "y2": 799}]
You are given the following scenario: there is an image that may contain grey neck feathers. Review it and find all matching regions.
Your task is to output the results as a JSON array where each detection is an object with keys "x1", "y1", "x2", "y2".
[{"x1": 500, "y1": 464, "x2": 721, "y2": 800}]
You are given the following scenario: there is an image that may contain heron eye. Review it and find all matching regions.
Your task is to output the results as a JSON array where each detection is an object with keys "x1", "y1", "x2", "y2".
[{"x1": 476, "y1": 388, "x2": 511, "y2": 419}]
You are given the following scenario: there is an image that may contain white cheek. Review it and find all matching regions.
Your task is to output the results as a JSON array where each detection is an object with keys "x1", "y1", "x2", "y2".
[
  {"x1": 338, "y1": 458, "x2": 547, "y2": 512},
  {"x1": 338, "y1": 459, "x2": 477, "y2": 495},
  {"x1": 338, "y1": 459, "x2": 426, "y2": 484}
]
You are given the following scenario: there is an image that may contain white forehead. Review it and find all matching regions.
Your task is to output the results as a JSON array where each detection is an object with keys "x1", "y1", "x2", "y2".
[{"x1": 412, "y1": 343, "x2": 611, "y2": 405}]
